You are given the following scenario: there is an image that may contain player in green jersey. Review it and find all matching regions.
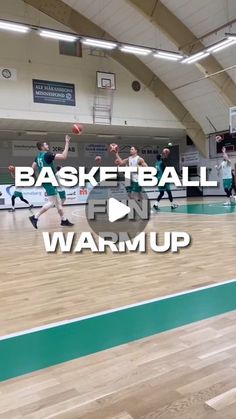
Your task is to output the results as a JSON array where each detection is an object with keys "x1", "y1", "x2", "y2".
[
  {"x1": 29, "y1": 135, "x2": 73, "y2": 229},
  {"x1": 153, "y1": 154, "x2": 178, "y2": 210}
]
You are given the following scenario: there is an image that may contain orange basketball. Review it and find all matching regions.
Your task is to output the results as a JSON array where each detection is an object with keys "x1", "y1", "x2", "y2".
[
  {"x1": 8, "y1": 165, "x2": 15, "y2": 173},
  {"x1": 163, "y1": 148, "x2": 170, "y2": 158},
  {"x1": 95, "y1": 155, "x2": 102, "y2": 163},
  {"x1": 72, "y1": 123, "x2": 83, "y2": 135},
  {"x1": 109, "y1": 143, "x2": 119, "y2": 153}
]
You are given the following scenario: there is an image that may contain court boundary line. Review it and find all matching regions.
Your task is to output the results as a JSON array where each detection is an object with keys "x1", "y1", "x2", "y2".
[
  {"x1": 0, "y1": 279, "x2": 235, "y2": 381},
  {"x1": 1, "y1": 278, "x2": 235, "y2": 341}
]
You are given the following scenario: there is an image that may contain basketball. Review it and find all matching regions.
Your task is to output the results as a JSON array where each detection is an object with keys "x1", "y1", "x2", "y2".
[
  {"x1": 8, "y1": 165, "x2": 15, "y2": 173},
  {"x1": 163, "y1": 148, "x2": 170, "y2": 157},
  {"x1": 109, "y1": 143, "x2": 119, "y2": 153},
  {"x1": 95, "y1": 155, "x2": 102, "y2": 163},
  {"x1": 72, "y1": 123, "x2": 83, "y2": 135}
]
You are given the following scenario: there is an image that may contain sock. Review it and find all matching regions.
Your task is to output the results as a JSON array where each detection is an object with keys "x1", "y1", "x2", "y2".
[
  {"x1": 61, "y1": 216, "x2": 66, "y2": 221},
  {"x1": 35, "y1": 213, "x2": 40, "y2": 219}
]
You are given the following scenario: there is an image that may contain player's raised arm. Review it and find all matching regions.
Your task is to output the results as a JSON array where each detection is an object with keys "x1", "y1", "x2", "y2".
[
  {"x1": 55, "y1": 135, "x2": 71, "y2": 160},
  {"x1": 222, "y1": 147, "x2": 231, "y2": 164},
  {"x1": 115, "y1": 151, "x2": 128, "y2": 166}
]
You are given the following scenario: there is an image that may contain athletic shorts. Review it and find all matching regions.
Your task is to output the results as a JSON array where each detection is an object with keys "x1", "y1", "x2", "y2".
[
  {"x1": 58, "y1": 190, "x2": 66, "y2": 200},
  {"x1": 13, "y1": 191, "x2": 23, "y2": 198},
  {"x1": 223, "y1": 178, "x2": 233, "y2": 190},
  {"x1": 126, "y1": 181, "x2": 142, "y2": 193},
  {"x1": 43, "y1": 184, "x2": 58, "y2": 196},
  {"x1": 158, "y1": 182, "x2": 171, "y2": 192}
]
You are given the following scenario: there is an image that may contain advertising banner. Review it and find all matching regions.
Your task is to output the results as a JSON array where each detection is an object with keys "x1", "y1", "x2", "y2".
[{"x1": 32, "y1": 79, "x2": 76, "y2": 106}]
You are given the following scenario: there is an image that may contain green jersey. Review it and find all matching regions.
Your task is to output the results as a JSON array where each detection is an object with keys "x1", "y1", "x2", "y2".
[
  {"x1": 155, "y1": 159, "x2": 165, "y2": 180},
  {"x1": 155, "y1": 159, "x2": 171, "y2": 191},
  {"x1": 35, "y1": 151, "x2": 57, "y2": 196}
]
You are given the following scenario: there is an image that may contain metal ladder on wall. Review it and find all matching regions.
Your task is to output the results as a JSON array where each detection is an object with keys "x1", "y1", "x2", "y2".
[{"x1": 93, "y1": 86, "x2": 114, "y2": 125}]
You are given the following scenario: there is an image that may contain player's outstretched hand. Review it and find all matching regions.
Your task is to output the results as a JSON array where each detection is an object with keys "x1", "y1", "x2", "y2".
[{"x1": 65, "y1": 135, "x2": 71, "y2": 144}]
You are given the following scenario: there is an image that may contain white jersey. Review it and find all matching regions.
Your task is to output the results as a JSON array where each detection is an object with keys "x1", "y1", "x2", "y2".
[
  {"x1": 55, "y1": 171, "x2": 65, "y2": 192},
  {"x1": 220, "y1": 161, "x2": 232, "y2": 179},
  {"x1": 128, "y1": 155, "x2": 140, "y2": 182}
]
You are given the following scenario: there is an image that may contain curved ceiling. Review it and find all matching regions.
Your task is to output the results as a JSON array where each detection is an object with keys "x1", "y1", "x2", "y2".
[
  {"x1": 63, "y1": 0, "x2": 236, "y2": 134},
  {"x1": 22, "y1": 0, "x2": 236, "y2": 156}
]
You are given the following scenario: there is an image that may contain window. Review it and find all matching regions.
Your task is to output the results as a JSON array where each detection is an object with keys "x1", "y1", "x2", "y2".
[{"x1": 59, "y1": 40, "x2": 82, "y2": 58}]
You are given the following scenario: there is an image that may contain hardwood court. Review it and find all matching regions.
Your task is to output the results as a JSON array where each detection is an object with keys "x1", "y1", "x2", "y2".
[
  {"x1": 1, "y1": 197, "x2": 236, "y2": 335},
  {"x1": 0, "y1": 311, "x2": 236, "y2": 418}
]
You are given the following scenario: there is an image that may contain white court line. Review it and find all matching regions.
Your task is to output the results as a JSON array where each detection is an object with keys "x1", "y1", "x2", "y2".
[{"x1": 0, "y1": 278, "x2": 235, "y2": 342}]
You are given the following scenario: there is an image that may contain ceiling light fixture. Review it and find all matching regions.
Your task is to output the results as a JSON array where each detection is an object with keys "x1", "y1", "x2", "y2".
[
  {"x1": 39, "y1": 30, "x2": 77, "y2": 42},
  {"x1": 153, "y1": 51, "x2": 183, "y2": 61},
  {"x1": 82, "y1": 38, "x2": 117, "y2": 49},
  {"x1": 0, "y1": 20, "x2": 29, "y2": 33},
  {"x1": 207, "y1": 38, "x2": 236, "y2": 53},
  {"x1": 26, "y1": 131, "x2": 48, "y2": 136},
  {"x1": 181, "y1": 51, "x2": 210, "y2": 64},
  {"x1": 120, "y1": 45, "x2": 152, "y2": 56},
  {"x1": 97, "y1": 134, "x2": 117, "y2": 138}
]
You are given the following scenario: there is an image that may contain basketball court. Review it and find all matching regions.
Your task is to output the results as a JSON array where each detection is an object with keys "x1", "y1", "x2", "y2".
[{"x1": 0, "y1": 0, "x2": 236, "y2": 417}]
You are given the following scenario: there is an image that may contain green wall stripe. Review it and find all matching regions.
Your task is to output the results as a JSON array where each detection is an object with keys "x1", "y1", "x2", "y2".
[{"x1": 0, "y1": 281, "x2": 235, "y2": 382}]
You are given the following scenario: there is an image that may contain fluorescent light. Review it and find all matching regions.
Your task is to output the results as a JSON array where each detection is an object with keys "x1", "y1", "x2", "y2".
[
  {"x1": 40, "y1": 30, "x2": 77, "y2": 42},
  {"x1": 82, "y1": 38, "x2": 117, "y2": 49},
  {"x1": 0, "y1": 20, "x2": 29, "y2": 33},
  {"x1": 207, "y1": 38, "x2": 236, "y2": 53},
  {"x1": 182, "y1": 51, "x2": 210, "y2": 64},
  {"x1": 153, "y1": 51, "x2": 183, "y2": 61},
  {"x1": 26, "y1": 131, "x2": 48, "y2": 136},
  {"x1": 210, "y1": 40, "x2": 236, "y2": 53},
  {"x1": 120, "y1": 45, "x2": 151, "y2": 56},
  {"x1": 153, "y1": 136, "x2": 169, "y2": 140},
  {"x1": 97, "y1": 134, "x2": 116, "y2": 138}
]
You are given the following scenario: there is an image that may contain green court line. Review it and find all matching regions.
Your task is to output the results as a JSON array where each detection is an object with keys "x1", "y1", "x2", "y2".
[
  {"x1": 159, "y1": 202, "x2": 236, "y2": 215},
  {"x1": 0, "y1": 281, "x2": 235, "y2": 382}
]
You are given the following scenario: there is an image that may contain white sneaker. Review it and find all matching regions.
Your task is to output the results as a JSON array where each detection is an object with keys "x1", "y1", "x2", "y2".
[
  {"x1": 171, "y1": 203, "x2": 178, "y2": 209},
  {"x1": 153, "y1": 203, "x2": 159, "y2": 211}
]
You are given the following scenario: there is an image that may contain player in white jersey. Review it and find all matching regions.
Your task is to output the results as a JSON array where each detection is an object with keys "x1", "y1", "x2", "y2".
[
  {"x1": 215, "y1": 147, "x2": 235, "y2": 206},
  {"x1": 115, "y1": 146, "x2": 147, "y2": 199}
]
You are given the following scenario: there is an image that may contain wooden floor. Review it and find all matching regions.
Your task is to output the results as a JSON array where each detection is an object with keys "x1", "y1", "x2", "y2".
[
  {"x1": 1, "y1": 197, "x2": 236, "y2": 417},
  {"x1": 0, "y1": 311, "x2": 236, "y2": 418},
  {"x1": 1, "y1": 197, "x2": 236, "y2": 335}
]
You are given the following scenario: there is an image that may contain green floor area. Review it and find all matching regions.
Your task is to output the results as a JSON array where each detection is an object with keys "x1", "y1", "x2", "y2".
[
  {"x1": 0, "y1": 280, "x2": 235, "y2": 382},
  {"x1": 159, "y1": 202, "x2": 236, "y2": 215}
]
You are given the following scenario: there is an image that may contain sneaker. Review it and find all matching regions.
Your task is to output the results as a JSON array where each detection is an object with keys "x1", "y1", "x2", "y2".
[
  {"x1": 171, "y1": 203, "x2": 178, "y2": 209},
  {"x1": 29, "y1": 215, "x2": 38, "y2": 229},
  {"x1": 8, "y1": 208, "x2": 15, "y2": 212},
  {"x1": 29, "y1": 204, "x2": 34, "y2": 210},
  {"x1": 61, "y1": 219, "x2": 74, "y2": 227},
  {"x1": 153, "y1": 204, "x2": 160, "y2": 211}
]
